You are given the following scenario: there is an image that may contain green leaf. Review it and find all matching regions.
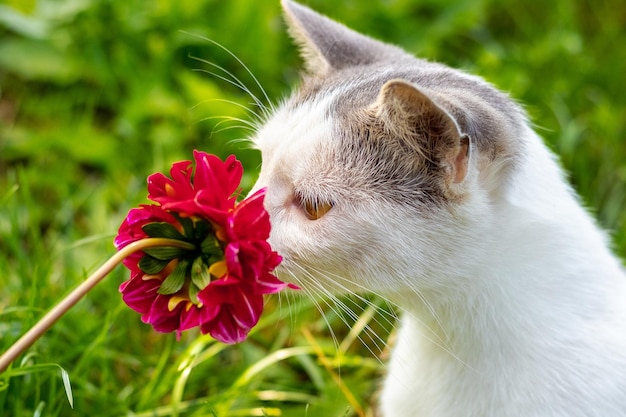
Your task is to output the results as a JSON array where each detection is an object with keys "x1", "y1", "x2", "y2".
[
  {"x1": 5, "y1": 364, "x2": 75, "y2": 408},
  {"x1": 201, "y1": 234, "x2": 222, "y2": 257},
  {"x1": 177, "y1": 215, "x2": 196, "y2": 239},
  {"x1": 60, "y1": 367, "x2": 74, "y2": 409},
  {"x1": 142, "y1": 222, "x2": 186, "y2": 240},
  {"x1": 143, "y1": 246, "x2": 189, "y2": 261},
  {"x1": 188, "y1": 283, "x2": 200, "y2": 305},
  {"x1": 139, "y1": 255, "x2": 169, "y2": 275},
  {"x1": 190, "y1": 256, "x2": 212, "y2": 290},
  {"x1": 158, "y1": 259, "x2": 190, "y2": 295}
]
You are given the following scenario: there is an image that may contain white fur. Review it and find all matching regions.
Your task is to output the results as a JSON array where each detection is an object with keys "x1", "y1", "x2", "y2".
[
  {"x1": 253, "y1": 102, "x2": 626, "y2": 416},
  {"x1": 249, "y1": 2, "x2": 626, "y2": 416},
  {"x1": 381, "y1": 127, "x2": 626, "y2": 417}
]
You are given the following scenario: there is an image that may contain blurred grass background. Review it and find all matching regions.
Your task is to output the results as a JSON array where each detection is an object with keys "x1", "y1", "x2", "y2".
[{"x1": 0, "y1": 0, "x2": 624, "y2": 416}]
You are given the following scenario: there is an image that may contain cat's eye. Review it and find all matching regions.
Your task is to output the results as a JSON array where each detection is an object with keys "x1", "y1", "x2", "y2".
[{"x1": 299, "y1": 197, "x2": 333, "y2": 220}]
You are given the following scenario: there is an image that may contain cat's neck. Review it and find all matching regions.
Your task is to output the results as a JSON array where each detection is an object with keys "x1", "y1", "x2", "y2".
[
  {"x1": 381, "y1": 130, "x2": 626, "y2": 417},
  {"x1": 385, "y1": 257, "x2": 626, "y2": 417}
]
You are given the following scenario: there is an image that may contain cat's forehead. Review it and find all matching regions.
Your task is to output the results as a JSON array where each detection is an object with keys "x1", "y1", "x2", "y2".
[
  {"x1": 253, "y1": 92, "x2": 336, "y2": 177},
  {"x1": 254, "y1": 75, "x2": 442, "y2": 206},
  {"x1": 293, "y1": 61, "x2": 524, "y2": 167},
  {"x1": 298, "y1": 61, "x2": 518, "y2": 123},
  {"x1": 254, "y1": 56, "x2": 525, "y2": 207}
]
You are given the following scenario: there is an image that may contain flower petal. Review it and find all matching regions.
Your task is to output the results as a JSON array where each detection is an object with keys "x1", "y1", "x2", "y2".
[
  {"x1": 179, "y1": 302, "x2": 220, "y2": 332},
  {"x1": 196, "y1": 281, "x2": 263, "y2": 343},
  {"x1": 193, "y1": 152, "x2": 242, "y2": 199},
  {"x1": 230, "y1": 290, "x2": 263, "y2": 329},
  {"x1": 120, "y1": 274, "x2": 161, "y2": 315},
  {"x1": 145, "y1": 294, "x2": 184, "y2": 333},
  {"x1": 227, "y1": 189, "x2": 270, "y2": 241},
  {"x1": 225, "y1": 241, "x2": 273, "y2": 282},
  {"x1": 255, "y1": 272, "x2": 291, "y2": 294},
  {"x1": 147, "y1": 160, "x2": 194, "y2": 206},
  {"x1": 208, "y1": 312, "x2": 249, "y2": 344}
]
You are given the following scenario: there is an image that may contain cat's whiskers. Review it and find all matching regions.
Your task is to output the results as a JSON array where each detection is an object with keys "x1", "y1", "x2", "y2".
[
  {"x1": 184, "y1": 35, "x2": 278, "y2": 151},
  {"x1": 197, "y1": 115, "x2": 257, "y2": 132},
  {"x1": 284, "y1": 265, "x2": 344, "y2": 353},
  {"x1": 313, "y1": 268, "x2": 477, "y2": 372},
  {"x1": 311, "y1": 269, "x2": 400, "y2": 328},
  {"x1": 278, "y1": 275, "x2": 304, "y2": 335},
  {"x1": 289, "y1": 264, "x2": 394, "y2": 363},
  {"x1": 335, "y1": 297, "x2": 392, "y2": 361},
  {"x1": 182, "y1": 31, "x2": 273, "y2": 117},
  {"x1": 296, "y1": 279, "x2": 388, "y2": 381},
  {"x1": 307, "y1": 280, "x2": 388, "y2": 363},
  {"x1": 191, "y1": 99, "x2": 261, "y2": 141},
  {"x1": 314, "y1": 285, "x2": 396, "y2": 354},
  {"x1": 191, "y1": 98, "x2": 264, "y2": 122},
  {"x1": 274, "y1": 283, "x2": 303, "y2": 340},
  {"x1": 393, "y1": 275, "x2": 453, "y2": 346},
  {"x1": 191, "y1": 65, "x2": 267, "y2": 117}
]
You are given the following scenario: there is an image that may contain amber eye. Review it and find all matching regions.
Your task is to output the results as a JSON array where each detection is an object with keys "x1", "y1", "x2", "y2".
[{"x1": 299, "y1": 197, "x2": 333, "y2": 220}]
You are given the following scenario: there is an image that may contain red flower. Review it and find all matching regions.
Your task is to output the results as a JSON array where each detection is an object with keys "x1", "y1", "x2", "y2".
[{"x1": 115, "y1": 151, "x2": 295, "y2": 343}]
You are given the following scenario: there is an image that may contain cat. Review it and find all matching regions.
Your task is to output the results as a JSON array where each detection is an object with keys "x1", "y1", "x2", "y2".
[{"x1": 249, "y1": 1, "x2": 626, "y2": 416}]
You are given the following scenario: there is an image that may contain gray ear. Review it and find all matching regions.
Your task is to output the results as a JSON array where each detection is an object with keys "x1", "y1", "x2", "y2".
[
  {"x1": 281, "y1": 0, "x2": 403, "y2": 74},
  {"x1": 373, "y1": 79, "x2": 471, "y2": 185}
]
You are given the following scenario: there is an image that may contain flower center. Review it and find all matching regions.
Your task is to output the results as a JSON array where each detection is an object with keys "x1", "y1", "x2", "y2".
[{"x1": 138, "y1": 215, "x2": 226, "y2": 305}]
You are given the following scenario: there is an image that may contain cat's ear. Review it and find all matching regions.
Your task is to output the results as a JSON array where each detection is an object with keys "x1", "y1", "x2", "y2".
[
  {"x1": 373, "y1": 79, "x2": 471, "y2": 186},
  {"x1": 281, "y1": 0, "x2": 400, "y2": 74}
]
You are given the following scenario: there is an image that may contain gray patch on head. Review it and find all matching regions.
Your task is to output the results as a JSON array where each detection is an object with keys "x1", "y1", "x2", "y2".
[
  {"x1": 282, "y1": 0, "x2": 528, "y2": 207},
  {"x1": 287, "y1": 58, "x2": 526, "y2": 207}
]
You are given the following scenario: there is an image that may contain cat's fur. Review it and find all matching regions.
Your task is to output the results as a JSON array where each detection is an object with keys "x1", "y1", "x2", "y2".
[{"x1": 250, "y1": 1, "x2": 626, "y2": 416}]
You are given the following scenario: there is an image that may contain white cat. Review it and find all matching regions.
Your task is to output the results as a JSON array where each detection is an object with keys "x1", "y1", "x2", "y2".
[{"x1": 250, "y1": 1, "x2": 626, "y2": 416}]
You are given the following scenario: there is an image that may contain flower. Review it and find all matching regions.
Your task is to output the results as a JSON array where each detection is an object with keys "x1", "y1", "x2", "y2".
[{"x1": 115, "y1": 151, "x2": 296, "y2": 343}]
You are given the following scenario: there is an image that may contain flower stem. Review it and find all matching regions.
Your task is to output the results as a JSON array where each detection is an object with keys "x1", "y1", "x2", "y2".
[{"x1": 0, "y1": 238, "x2": 196, "y2": 374}]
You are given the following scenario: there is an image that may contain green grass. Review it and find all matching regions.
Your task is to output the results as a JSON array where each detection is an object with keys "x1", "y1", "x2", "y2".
[{"x1": 1, "y1": 0, "x2": 625, "y2": 416}]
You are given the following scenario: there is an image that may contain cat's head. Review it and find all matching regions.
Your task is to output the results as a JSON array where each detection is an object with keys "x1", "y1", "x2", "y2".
[{"x1": 252, "y1": 0, "x2": 528, "y2": 301}]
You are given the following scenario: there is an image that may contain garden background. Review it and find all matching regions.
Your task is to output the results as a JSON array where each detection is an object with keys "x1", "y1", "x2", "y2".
[{"x1": 1, "y1": 0, "x2": 625, "y2": 416}]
